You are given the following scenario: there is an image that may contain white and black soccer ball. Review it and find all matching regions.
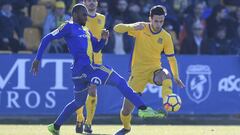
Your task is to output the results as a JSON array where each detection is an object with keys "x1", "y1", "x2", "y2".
[{"x1": 163, "y1": 93, "x2": 182, "y2": 112}]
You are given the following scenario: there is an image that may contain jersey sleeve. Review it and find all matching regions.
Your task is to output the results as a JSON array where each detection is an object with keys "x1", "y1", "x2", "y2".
[
  {"x1": 35, "y1": 22, "x2": 70, "y2": 60},
  {"x1": 102, "y1": 15, "x2": 106, "y2": 29},
  {"x1": 113, "y1": 23, "x2": 139, "y2": 37},
  {"x1": 164, "y1": 34, "x2": 179, "y2": 78},
  {"x1": 90, "y1": 31, "x2": 105, "y2": 52},
  {"x1": 164, "y1": 35, "x2": 175, "y2": 56},
  {"x1": 128, "y1": 23, "x2": 139, "y2": 37}
]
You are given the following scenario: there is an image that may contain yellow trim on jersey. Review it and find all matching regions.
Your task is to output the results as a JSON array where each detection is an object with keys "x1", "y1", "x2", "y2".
[
  {"x1": 86, "y1": 13, "x2": 106, "y2": 64},
  {"x1": 82, "y1": 26, "x2": 93, "y2": 63}
]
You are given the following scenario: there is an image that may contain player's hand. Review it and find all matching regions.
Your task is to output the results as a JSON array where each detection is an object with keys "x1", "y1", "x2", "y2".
[
  {"x1": 31, "y1": 59, "x2": 40, "y2": 76},
  {"x1": 174, "y1": 78, "x2": 185, "y2": 88},
  {"x1": 101, "y1": 29, "x2": 109, "y2": 40},
  {"x1": 134, "y1": 22, "x2": 145, "y2": 30}
]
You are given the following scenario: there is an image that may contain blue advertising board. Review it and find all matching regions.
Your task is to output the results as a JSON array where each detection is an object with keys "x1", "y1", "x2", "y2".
[{"x1": 0, "y1": 54, "x2": 239, "y2": 115}]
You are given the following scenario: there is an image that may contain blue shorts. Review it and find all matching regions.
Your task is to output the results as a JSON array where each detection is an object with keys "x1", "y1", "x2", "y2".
[{"x1": 72, "y1": 64, "x2": 113, "y2": 91}]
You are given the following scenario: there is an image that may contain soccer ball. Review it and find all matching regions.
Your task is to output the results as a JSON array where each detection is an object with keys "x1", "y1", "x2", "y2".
[{"x1": 163, "y1": 93, "x2": 182, "y2": 112}]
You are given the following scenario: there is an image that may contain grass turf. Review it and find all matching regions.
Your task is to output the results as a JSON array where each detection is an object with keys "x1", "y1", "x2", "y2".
[{"x1": 0, "y1": 124, "x2": 239, "y2": 135}]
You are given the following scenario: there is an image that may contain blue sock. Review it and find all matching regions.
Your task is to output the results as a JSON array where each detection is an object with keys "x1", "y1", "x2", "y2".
[
  {"x1": 54, "y1": 81, "x2": 88, "y2": 128},
  {"x1": 107, "y1": 71, "x2": 146, "y2": 108},
  {"x1": 54, "y1": 100, "x2": 79, "y2": 127}
]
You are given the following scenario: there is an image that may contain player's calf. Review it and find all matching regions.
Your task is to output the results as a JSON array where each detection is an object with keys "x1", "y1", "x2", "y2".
[{"x1": 121, "y1": 98, "x2": 134, "y2": 116}]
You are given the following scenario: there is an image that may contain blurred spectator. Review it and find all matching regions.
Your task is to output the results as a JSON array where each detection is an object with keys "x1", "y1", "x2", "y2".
[
  {"x1": 138, "y1": 0, "x2": 154, "y2": 21},
  {"x1": 230, "y1": 25, "x2": 240, "y2": 55},
  {"x1": 164, "y1": 22, "x2": 180, "y2": 54},
  {"x1": 97, "y1": 0, "x2": 113, "y2": 30},
  {"x1": 207, "y1": 5, "x2": 235, "y2": 39},
  {"x1": 208, "y1": 25, "x2": 231, "y2": 55},
  {"x1": 173, "y1": 0, "x2": 191, "y2": 15},
  {"x1": 11, "y1": 0, "x2": 32, "y2": 39},
  {"x1": 109, "y1": 0, "x2": 131, "y2": 23},
  {"x1": 222, "y1": 0, "x2": 240, "y2": 7},
  {"x1": 0, "y1": 1, "x2": 26, "y2": 53},
  {"x1": 103, "y1": 18, "x2": 133, "y2": 54},
  {"x1": 127, "y1": 3, "x2": 142, "y2": 22},
  {"x1": 43, "y1": 1, "x2": 70, "y2": 53},
  {"x1": 180, "y1": 1, "x2": 206, "y2": 44},
  {"x1": 180, "y1": 20, "x2": 209, "y2": 55},
  {"x1": 232, "y1": 7, "x2": 240, "y2": 37}
]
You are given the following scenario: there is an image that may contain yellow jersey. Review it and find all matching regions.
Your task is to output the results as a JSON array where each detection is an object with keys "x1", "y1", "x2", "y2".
[
  {"x1": 128, "y1": 22, "x2": 174, "y2": 70},
  {"x1": 114, "y1": 22, "x2": 179, "y2": 78},
  {"x1": 86, "y1": 13, "x2": 106, "y2": 64}
]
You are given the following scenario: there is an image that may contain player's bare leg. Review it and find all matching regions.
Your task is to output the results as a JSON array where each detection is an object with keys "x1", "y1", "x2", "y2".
[
  {"x1": 84, "y1": 85, "x2": 97, "y2": 133},
  {"x1": 153, "y1": 68, "x2": 173, "y2": 100},
  {"x1": 75, "y1": 107, "x2": 85, "y2": 133}
]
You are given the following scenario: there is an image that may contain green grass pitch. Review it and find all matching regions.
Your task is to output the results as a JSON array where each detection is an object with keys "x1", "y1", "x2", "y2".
[{"x1": 0, "y1": 124, "x2": 239, "y2": 135}]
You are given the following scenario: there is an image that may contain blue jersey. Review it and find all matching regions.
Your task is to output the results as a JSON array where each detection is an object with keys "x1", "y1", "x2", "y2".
[{"x1": 35, "y1": 21, "x2": 105, "y2": 69}]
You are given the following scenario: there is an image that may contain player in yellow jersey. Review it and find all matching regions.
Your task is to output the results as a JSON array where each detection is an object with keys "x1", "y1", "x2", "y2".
[
  {"x1": 75, "y1": 0, "x2": 106, "y2": 134},
  {"x1": 113, "y1": 5, "x2": 185, "y2": 135}
]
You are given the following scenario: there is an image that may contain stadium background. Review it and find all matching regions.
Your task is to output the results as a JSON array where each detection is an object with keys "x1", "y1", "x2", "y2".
[{"x1": 0, "y1": 0, "x2": 240, "y2": 134}]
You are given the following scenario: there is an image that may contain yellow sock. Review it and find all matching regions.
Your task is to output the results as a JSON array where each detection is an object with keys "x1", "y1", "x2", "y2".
[
  {"x1": 120, "y1": 112, "x2": 132, "y2": 130},
  {"x1": 85, "y1": 95, "x2": 97, "y2": 125},
  {"x1": 162, "y1": 79, "x2": 173, "y2": 99},
  {"x1": 76, "y1": 107, "x2": 85, "y2": 122}
]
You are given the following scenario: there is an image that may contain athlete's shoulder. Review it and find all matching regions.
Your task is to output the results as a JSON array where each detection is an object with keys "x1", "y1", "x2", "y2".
[
  {"x1": 161, "y1": 28, "x2": 171, "y2": 37},
  {"x1": 133, "y1": 22, "x2": 149, "y2": 31},
  {"x1": 60, "y1": 20, "x2": 73, "y2": 28},
  {"x1": 142, "y1": 22, "x2": 149, "y2": 26},
  {"x1": 55, "y1": 21, "x2": 72, "y2": 32},
  {"x1": 96, "y1": 13, "x2": 105, "y2": 19}
]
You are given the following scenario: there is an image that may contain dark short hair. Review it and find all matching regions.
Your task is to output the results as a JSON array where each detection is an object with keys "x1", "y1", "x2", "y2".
[
  {"x1": 72, "y1": 3, "x2": 87, "y2": 15},
  {"x1": 150, "y1": 5, "x2": 167, "y2": 18}
]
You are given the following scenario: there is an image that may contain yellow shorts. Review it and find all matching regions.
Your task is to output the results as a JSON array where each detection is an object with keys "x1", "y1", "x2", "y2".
[{"x1": 128, "y1": 67, "x2": 160, "y2": 93}]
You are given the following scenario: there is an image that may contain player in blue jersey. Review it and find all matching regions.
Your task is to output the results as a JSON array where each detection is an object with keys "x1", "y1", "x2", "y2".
[{"x1": 31, "y1": 4, "x2": 166, "y2": 135}]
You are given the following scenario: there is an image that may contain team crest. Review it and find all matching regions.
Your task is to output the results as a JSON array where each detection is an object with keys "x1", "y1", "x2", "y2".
[
  {"x1": 186, "y1": 65, "x2": 212, "y2": 104},
  {"x1": 91, "y1": 77, "x2": 102, "y2": 85},
  {"x1": 98, "y1": 19, "x2": 102, "y2": 24},
  {"x1": 157, "y1": 38, "x2": 163, "y2": 44}
]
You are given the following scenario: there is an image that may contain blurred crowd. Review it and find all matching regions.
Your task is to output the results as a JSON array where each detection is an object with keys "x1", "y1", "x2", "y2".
[{"x1": 0, "y1": 0, "x2": 239, "y2": 55}]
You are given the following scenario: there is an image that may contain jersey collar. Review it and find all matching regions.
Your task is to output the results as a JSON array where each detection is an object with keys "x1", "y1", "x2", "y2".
[
  {"x1": 88, "y1": 13, "x2": 97, "y2": 18},
  {"x1": 148, "y1": 24, "x2": 161, "y2": 35}
]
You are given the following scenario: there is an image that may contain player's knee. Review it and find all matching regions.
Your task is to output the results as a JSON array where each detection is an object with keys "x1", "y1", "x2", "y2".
[
  {"x1": 154, "y1": 68, "x2": 171, "y2": 85},
  {"x1": 121, "y1": 100, "x2": 134, "y2": 116},
  {"x1": 121, "y1": 106, "x2": 133, "y2": 116},
  {"x1": 162, "y1": 70, "x2": 171, "y2": 80},
  {"x1": 88, "y1": 85, "x2": 97, "y2": 96}
]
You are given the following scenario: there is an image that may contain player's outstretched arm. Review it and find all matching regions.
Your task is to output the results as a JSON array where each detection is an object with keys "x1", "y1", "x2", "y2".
[
  {"x1": 167, "y1": 56, "x2": 185, "y2": 88},
  {"x1": 164, "y1": 33, "x2": 185, "y2": 88},
  {"x1": 31, "y1": 23, "x2": 70, "y2": 76},
  {"x1": 113, "y1": 22, "x2": 144, "y2": 33}
]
